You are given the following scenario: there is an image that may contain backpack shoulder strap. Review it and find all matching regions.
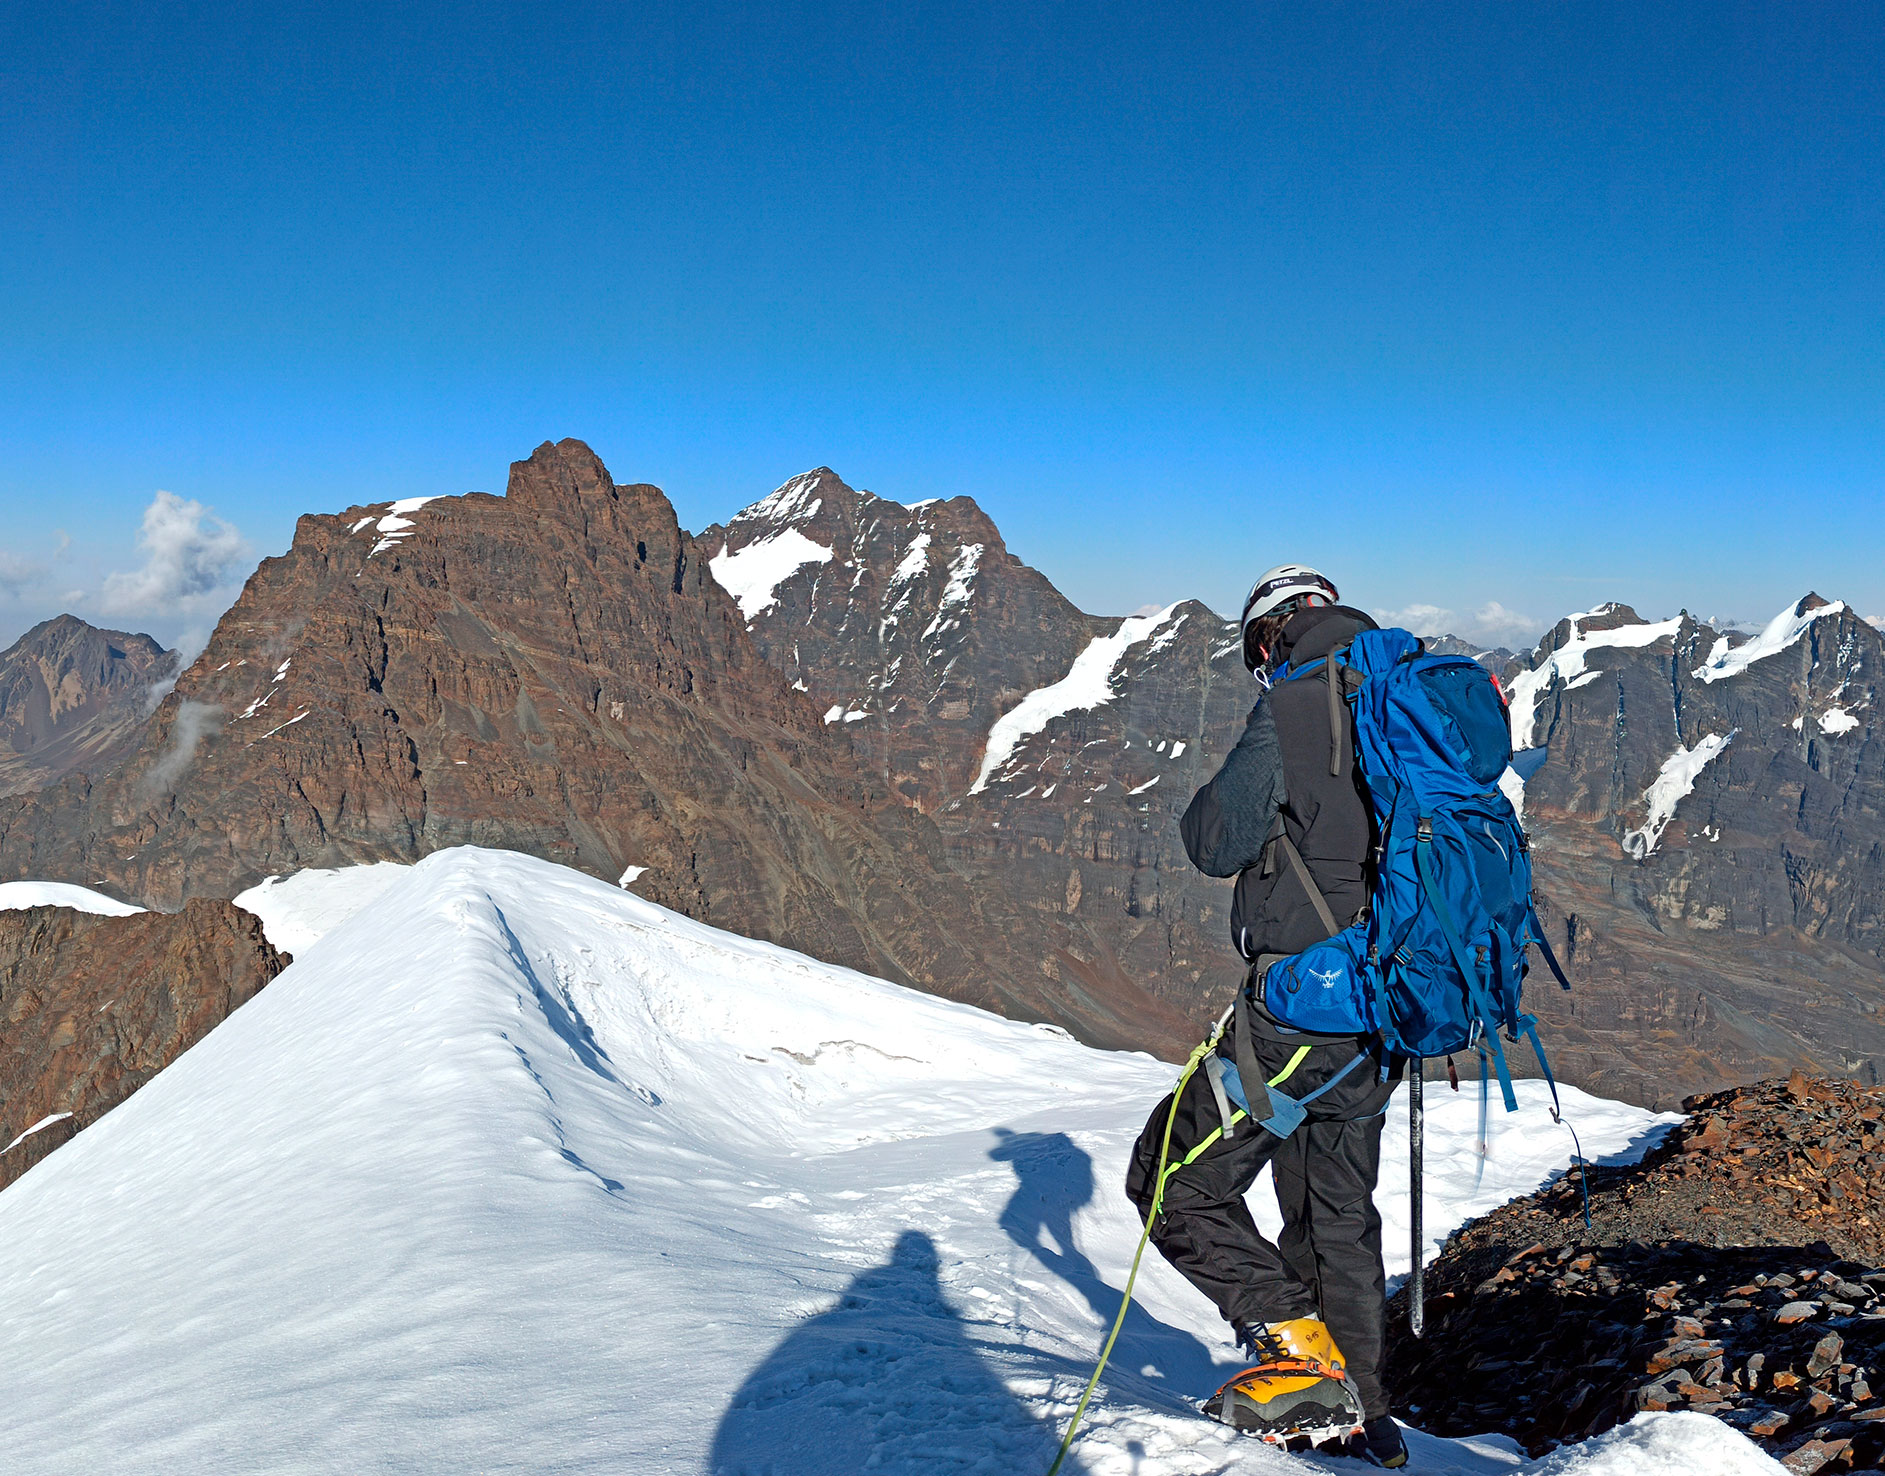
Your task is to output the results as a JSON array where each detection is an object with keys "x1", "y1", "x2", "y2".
[{"x1": 1275, "y1": 833, "x2": 1341, "y2": 938}]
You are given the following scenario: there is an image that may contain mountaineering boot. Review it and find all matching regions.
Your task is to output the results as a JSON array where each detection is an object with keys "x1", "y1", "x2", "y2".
[
  {"x1": 1203, "y1": 1317, "x2": 1365, "y2": 1445},
  {"x1": 1342, "y1": 1415, "x2": 1409, "y2": 1468}
]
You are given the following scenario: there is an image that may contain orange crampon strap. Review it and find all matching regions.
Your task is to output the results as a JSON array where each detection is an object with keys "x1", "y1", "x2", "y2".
[{"x1": 1216, "y1": 1356, "x2": 1350, "y2": 1391}]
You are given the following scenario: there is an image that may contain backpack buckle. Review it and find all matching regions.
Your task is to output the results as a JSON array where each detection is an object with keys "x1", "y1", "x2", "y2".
[{"x1": 1416, "y1": 817, "x2": 1433, "y2": 842}]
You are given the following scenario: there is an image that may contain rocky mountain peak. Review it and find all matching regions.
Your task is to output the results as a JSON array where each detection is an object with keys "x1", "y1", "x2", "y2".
[
  {"x1": 701, "y1": 473, "x2": 1099, "y2": 808},
  {"x1": 502, "y1": 438, "x2": 681, "y2": 540},
  {"x1": 721, "y1": 467, "x2": 1007, "y2": 565},
  {"x1": 0, "y1": 615, "x2": 176, "y2": 797}
]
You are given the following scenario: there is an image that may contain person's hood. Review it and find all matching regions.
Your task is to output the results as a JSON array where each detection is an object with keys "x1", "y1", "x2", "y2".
[{"x1": 1276, "y1": 604, "x2": 1378, "y2": 667}]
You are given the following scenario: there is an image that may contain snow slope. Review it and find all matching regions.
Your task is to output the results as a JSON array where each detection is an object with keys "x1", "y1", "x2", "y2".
[
  {"x1": 0, "y1": 879, "x2": 144, "y2": 916},
  {"x1": 1621, "y1": 732, "x2": 1736, "y2": 859},
  {"x1": 234, "y1": 860, "x2": 416, "y2": 953},
  {"x1": 1692, "y1": 598, "x2": 1846, "y2": 684},
  {"x1": 0, "y1": 849, "x2": 1769, "y2": 1475}
]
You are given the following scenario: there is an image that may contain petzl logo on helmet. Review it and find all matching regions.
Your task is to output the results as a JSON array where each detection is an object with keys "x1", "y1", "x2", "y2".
[{"x1": 1240, "y1": 564, "x2": 1340, "y2": 628}]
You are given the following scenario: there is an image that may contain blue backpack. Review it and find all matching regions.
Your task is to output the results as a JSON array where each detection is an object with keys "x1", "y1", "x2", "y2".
[{"x1": 1258, "y1": 628, "x2": 1569, "y2": 1112}]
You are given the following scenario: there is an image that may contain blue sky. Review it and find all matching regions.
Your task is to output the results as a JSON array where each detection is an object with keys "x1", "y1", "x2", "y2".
[{"x1": 3, "y1": 1, "x2": 1882, "y2": 653}]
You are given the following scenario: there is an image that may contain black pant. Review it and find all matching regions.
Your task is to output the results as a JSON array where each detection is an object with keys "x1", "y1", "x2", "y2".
[{"x1": 1125, "y1": 1029, "x2": 1399, "y2": 1420}]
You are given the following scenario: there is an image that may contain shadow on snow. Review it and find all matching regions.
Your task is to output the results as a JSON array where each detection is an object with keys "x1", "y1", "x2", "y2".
[
  {"x1": 989, "y1": 1127, "x2": 1233, "y2": 1397},
  {"x1": 708, "y1": 1229, "x2": 1089, "y2": 1475},
  {"x1": 707, "y1": 1129, "x2": 1246, "y2": 1474}
]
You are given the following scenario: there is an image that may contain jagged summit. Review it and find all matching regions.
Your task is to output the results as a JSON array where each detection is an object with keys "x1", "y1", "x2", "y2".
[{"x1": 702, "y1": 470, "x2": 1100, "y2": 808}]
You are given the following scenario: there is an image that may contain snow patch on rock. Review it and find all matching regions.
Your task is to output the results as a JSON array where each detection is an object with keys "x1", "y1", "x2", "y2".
[
  {"x1": 709, "y1": 530, "x2": 835, "y2": 622},
  {"x1": 1, "y1": 1113, "x2": 73, "y2": 1157},
  {"x1": 1622, "y1": 731, "x2": 1736, "y2": 859},
  {"x1": 921, "y1": 543, "x2": 983, "y2": 642},
  {"x1": 1820, "y1": 706, "x2": 1860, "y2": 735},
  {"x1": 970, "y1": 605, "x2": 1181, "y2": 792},
  {"x1": 889, "y1": 531, "x2": 931, "y2": 587}
]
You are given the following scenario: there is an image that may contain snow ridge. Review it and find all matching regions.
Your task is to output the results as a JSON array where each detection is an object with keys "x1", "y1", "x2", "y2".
[
  {"x1": 1505, "y1": 607, "x2": 1684, "y2": 748},
  {"x1": 970, "y1": 604, "x2": 1181, "y2": 793},
  {"x1": 1691, "y1": 597, "x2": 1847, "y2": 684},
  {"x1": 0, "y1": 881, "x2": 145, "y2": 917},
  {"x1": 0, "y1": 848, "x2": 1747, "y2": 1475},
  {"x1": 731, "y1": 470, "x2": 827, "y2": 526}
]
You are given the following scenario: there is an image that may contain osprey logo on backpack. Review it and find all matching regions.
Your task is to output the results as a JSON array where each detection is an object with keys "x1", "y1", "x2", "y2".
[{"x1": 1259, "y1": 629, "x2": 1572, "y2": 1115}]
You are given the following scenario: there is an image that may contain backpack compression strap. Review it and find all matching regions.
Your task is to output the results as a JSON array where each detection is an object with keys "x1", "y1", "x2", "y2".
[{"x1": 1413, "y1": 819, "x2": 1519, "y2": 1113}]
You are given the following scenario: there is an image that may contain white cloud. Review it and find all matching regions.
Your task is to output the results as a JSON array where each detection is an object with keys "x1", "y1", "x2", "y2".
[
  {"x1": 1374, "y1": 600, "x2": 1544, "y2": 650},
  {"x1": 1376, "y1": 602, "x2": 1454, "y2": 637},
  {"x1": 140, "y1": 700, "x2": 224, "y2": 796},
  {"x1": 0, "y1": 550, "x2": 48, "y2": 597},
  {"x1": 100, "y1": 492, "x2": 250, "y2": 617},
  {"x1": 1468, "y1": 601, "x2": 1540, "y2": 648}
]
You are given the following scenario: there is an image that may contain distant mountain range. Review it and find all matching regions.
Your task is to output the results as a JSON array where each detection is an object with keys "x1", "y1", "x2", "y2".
[{"x1": 2, "y1": 441, "x2": 1880, "y2": 1109}]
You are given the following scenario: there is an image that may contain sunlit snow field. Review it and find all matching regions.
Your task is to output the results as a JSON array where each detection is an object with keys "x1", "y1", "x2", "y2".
[{"x1": 0, "y1": 849, "x2": 1782, "y2": 1473}]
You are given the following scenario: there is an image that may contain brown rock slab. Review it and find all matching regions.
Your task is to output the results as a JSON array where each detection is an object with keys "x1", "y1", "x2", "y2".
[{"x1": 0, "y1": 900, "x2": 286, "y2": 1189}]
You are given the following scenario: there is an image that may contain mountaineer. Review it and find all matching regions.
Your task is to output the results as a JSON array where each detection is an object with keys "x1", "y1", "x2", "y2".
[{"x1": 1125, "y1": 563, "x2": 1408, "y2": 1468}]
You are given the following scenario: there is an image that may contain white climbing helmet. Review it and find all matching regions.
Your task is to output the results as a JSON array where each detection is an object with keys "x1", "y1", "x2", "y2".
[{"x1": 1240, "y1": 563, "x2": 1340, "y2": 629}]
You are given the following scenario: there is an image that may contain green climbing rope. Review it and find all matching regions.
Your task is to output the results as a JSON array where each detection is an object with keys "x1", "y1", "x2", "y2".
[{"x1": 1043, "y1": 1030, "x2": 1310, "y2": 1474}]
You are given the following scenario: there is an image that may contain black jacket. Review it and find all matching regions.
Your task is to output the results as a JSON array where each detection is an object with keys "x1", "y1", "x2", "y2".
[{"x1": 1180, "y1": 605, "x2": 1378, "y2": 962}]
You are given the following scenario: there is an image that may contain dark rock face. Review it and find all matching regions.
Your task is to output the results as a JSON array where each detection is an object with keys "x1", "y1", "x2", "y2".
[
  {"x1": 1386, "y1": 1075, "x2": 1885, "y2": 1471},
  {"x1": 0, "y1": 900, "x2": 287, "y2": 1190},
  {"x1": 0, "y1": 443, "x2": 1194, "y2": 1056},
  {"x1": 1507, "y1": 599, "x2": 1885, "y2": 1106},
  {"x1": 0, "y1": 616, "x2": 175, "y2": 797}
]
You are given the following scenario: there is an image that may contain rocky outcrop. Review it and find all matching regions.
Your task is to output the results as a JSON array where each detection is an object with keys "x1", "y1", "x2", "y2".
[
  {"x1": 0, "y1": 615, "x2": 175, "y2": 796},
  {"x1": 0, "y1": 443, "x2": 1195, "y2": 1056},
  {"x1": 1386, "y1": 1075, "x2": 1885, "y2": 1471},
  {"x1": 0, "y1": 900, "x2": 287, "y2": 1190}
]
